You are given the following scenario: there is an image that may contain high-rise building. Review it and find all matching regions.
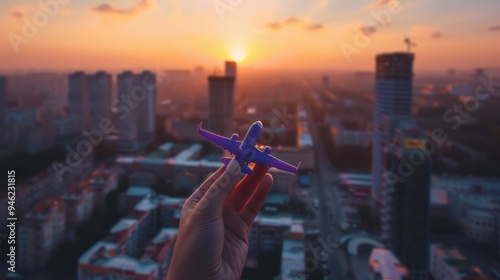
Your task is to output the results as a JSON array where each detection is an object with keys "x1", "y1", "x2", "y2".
[
  {"x1": 117, "y1": 71, "x2": 139, "y2": 151},
  {"x1": 136, "y1": 71, "x2": 156, "y2": 143},
  {"x1": 381, "y1": 128, "x2": 431, "y2": 280},
  {"x1": 322, "y1": 75, "x2": 329, "y2": 89},
  {"x1": 116, "y1": 71, "x2": 156, "y2": 152},
  {"x1": 225, "y1": 61, "x2": 237, "y2": 78},
  {"x1": 208, "y1": 76, "x2": 235, "y2": 137},
  {"x1": 68, "y1": 71, "x2": 89, "y2": 130},
  {"x1": 372, "y1": 52, "x2": 414, "y2": 202},
  {"x1": 0, "y1": 76, "x2": 6, "y2": 125},
  {"x1": 88, "y1": 71, "x2": 112, "y2": 129}
]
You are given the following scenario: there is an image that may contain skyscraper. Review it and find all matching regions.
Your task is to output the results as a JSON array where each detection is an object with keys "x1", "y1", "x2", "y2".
[
  {"x1": 88, "y1": 71, "x2": 113, "y2": 129},
  {"x1": 0, "y1": 76, "x2": 6, "y2": 125},
  {"x1": 115, "y1": 71, "x2": 157, "y2": 152},
  {"x1": 208, "y1": 76, "x2": 235, "y2": 137},
  {"x1": 225, "y1": 61, "x2": 237, "y2": 78},
  {"x1": 381, "y1": 128, "x2": 431, "y2": 280},
  {"x1": 117, "y1": 71, "x2": 139, "y2": 151},
  {"x1": 136, "y1": 71, "x2": 156, "y2": 143},
  {"x1": 68, "y1": 71, "x2": 89, "y2": 130},
  {"x1": 372, "y1": 52, "x2": 414, "y2": 202}
]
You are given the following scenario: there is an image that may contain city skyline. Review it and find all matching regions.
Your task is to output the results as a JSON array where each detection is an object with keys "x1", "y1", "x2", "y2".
[
  {"x1": 1, "y1": 0, "x2": 499, "y2": 72},
  {"x1": 1, "y1": 1, "x2": 500, "y2": 279}
]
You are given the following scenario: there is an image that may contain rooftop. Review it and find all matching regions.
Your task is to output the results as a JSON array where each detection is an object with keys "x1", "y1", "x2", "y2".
[
  {"x1": 432, "y1": 245, "x2": 487, "y2": 279},
  {"x1": 126, "y1": 186, "x2": 153, "y2": 197},
  {"x1": 369, "y1": 248, "x2": 408, "y2": 279}
]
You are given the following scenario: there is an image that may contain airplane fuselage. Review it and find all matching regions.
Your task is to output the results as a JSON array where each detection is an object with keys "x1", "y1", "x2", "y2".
[{"x1": 237, "y1": 121, "x2": 262, "y2": 164}]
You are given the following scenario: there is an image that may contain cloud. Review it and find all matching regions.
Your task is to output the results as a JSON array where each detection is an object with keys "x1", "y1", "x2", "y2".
[
  {"x1": 359, "y1": 25, "x2": 377, "y2": 36},
  {"x1": 409, "y1": 25, "x2": 444, "y2": 40},
  {"x1": 266, "y1": 22, "x2": 282, "y2": 30},
  {"x1": 266, "y1": 17, "x2": 324, "y2": 32},
  {"x1": 431, "y1": 31, "x2": 443, "y2": 39},
  {"x1": 11, "y1": 11, "x2": 24, "y2": 19},
  {"x1": 370, "y1": 0, "x2": 394, "y2": 9},
  {"x1": 91, "y1": 0, "x2": 152, "y2": 16},
  {"x1": 306, "y1": 23, "x2": 324, "y2": 31},
  {"x1": 489, "y1": 25, "x2": 500, "y2": 31},
  {"x1": 284, "y1": 17, "x2": 300, "y2": 25}
]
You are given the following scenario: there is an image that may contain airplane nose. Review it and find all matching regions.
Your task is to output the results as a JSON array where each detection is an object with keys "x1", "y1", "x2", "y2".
[{"x1": 255, "y1": 121, "x2": 263, "y2": 127}]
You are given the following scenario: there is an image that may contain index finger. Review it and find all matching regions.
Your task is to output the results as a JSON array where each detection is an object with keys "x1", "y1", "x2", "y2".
[{"x1": 226, "y1": 164, "x2": 270, "y2": 212}]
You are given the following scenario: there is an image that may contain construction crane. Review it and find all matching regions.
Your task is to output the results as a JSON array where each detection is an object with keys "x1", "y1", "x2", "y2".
[{"x1": 404, "y1": 37, "x2": 417, "y2": 52}]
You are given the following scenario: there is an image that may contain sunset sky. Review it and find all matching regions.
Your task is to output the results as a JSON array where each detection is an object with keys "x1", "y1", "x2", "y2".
[{"x1": 1, "y1": 0, "x2": 499, "y2": 72}]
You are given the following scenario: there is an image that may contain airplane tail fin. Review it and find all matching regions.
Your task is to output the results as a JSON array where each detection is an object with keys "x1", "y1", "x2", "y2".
[{"x1": 296, "y1": 162, "x2": 302, "y2": 173}]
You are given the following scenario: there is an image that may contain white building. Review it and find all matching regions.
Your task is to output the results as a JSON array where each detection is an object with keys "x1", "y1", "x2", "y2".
[
  {"x1": 78, "y1": 195, "x2": 179, "y2": 280},
  {"x1": 368, "y1": 248, "x2": 409, "y2": 280},
  {"x1": 430, "y1": 244, "x2": 487, "y2": 280},
  {"x1": 280, "y1": 221, "x2": 306, "y2": 280}
]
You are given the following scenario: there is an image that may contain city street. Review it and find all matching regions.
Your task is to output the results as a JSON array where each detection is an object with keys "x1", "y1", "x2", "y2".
[{"x1": 304, "y1": 84, "x2": 351, "y2": 280}]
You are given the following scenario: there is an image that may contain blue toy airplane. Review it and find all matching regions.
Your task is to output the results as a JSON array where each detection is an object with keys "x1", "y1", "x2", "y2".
[{"x1": 197, "y1": 121, "x2": 301, "y2": 174}]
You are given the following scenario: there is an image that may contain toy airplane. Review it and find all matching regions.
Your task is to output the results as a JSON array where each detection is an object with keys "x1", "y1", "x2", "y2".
[{"x1": 197, "y1": 121, "x2": 301, "y2": 174}]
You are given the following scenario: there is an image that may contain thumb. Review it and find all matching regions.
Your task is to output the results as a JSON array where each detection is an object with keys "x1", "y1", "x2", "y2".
[{"x1": 195, "y1": 159, "x2": 241, "y2": 216}]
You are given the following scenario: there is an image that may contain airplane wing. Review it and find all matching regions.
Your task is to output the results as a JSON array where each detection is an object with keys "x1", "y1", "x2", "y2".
[
  {"x1": 197, "y1": 123, "x2": 240, "y2": 155},
  {"x1": 251, "y1": 146, "x2": 300, "y2": 173}
]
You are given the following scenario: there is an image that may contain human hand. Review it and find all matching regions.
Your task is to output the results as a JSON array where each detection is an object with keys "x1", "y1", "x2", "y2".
[{"x1": 167, "y1": 159, "x2": 273, "y2": 280}]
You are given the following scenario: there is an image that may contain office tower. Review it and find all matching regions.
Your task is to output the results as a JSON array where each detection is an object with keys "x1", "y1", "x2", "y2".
[
  {"x1": 88, "y1": 71, "x2": 112, "y2": 129},
  {"x1": 0, "y1": 76, "x2": 6, "y2": 125},
  {"x1": 382, "y1": 128, "x2": 431, "y2": 280},
  {"x1": 68, "y1": 71, "x2": 89, "y2": 130},
  {"x1": 137, "y1": 71, "x2": 156, "y2": 143},
  {"x1": 322, "y1": 76, "x2": 329, "y2": 89},
  {"x1": 225, "y1": 61, "x2": 237, "y2": 78},
  {"x1": 372, "y1": 52, "x2": 414, "y2": 202},
  {"x1": 225, "y1": 61, "x2": 247, "y2": 112},
  {"x1": 208, "y1": 76, "x2": 235, "y2": 137},
  {"x1": 117, "y1": 71, "x2": 139, "y2": 151}
]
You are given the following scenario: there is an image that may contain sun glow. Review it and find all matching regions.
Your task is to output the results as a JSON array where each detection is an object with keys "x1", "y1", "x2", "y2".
[{"x1": 229, "y1": 49, "x2": 248, "y2": 63}]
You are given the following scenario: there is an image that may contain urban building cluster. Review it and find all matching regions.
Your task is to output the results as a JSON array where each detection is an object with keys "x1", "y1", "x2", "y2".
[{"x1": 17, "y1": 166, "x2": 118, "y2": 271}]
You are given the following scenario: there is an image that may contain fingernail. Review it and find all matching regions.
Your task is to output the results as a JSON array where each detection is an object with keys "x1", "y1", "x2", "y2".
[{"x1": 227, "y1": 158, "x2": 241, "y2": 175}]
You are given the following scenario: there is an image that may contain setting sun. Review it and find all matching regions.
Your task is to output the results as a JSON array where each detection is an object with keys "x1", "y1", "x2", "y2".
[{"x1": 230, "y1": 49, "x2": 248, "y2": 63}]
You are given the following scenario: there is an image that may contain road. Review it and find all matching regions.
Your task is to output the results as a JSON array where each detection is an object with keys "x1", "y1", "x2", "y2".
[{"x1": 304, "y1": 84, "x2": 351, "y2": 280}]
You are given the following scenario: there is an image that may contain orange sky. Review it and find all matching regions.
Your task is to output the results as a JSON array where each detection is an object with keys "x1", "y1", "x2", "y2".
[{"x1": 1, "y1": 0, "x2": 499, "y2": 72}]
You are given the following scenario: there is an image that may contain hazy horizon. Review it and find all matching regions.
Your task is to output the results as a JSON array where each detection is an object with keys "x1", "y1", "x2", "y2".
[{"x1": 2, "y1": 0, "x2": 499, "y2": 73}]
